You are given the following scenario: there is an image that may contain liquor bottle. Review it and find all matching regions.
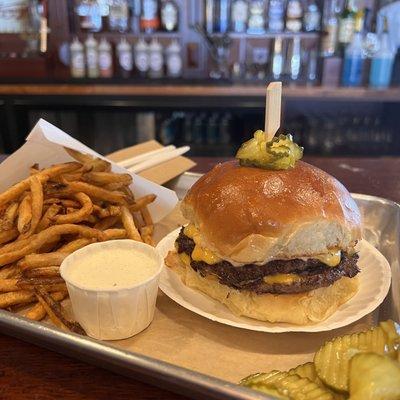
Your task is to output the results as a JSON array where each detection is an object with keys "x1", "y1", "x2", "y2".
[
  {"x1": 369, "y1": 18, "x2": 395, "y2": 89},
  {"x1": 215, "y1": 0, "x2": 230, "y2": 33},
  {"x1": 362, "y1": 8, "x2": 379, "y2": 59},
  {"x1": 161, "y1": 0, "x2": 179, "y2": 32},
  {"x1": 271, "y1": 37, "x2": 283, "y2": 79},
  {"x1": 75, "y1": 0, "x2": 102, "y2": 32},
  {"x1": 134, "y1": 38, "x2": 149, "y2": 77},
  {"x1": 307, "y1": 49, "x2": 318, "y2": 85},
  {"x1": 98, "y1": 37, "x2": 113, "y2": 78},
  {"x1": 286, "y1": 0, "x2": 303, "y2": 33},
  {"x1": 342, "y1": 11, "x2": 364, "y2": 87},
  {"x1": 85, "y1": 34, "x2": 99, "y2": 78},
  {"x1": 321, "y1": 0, "x2": 339, "y2": 57},
  {"x1": 148, "y1": 38, "x2": 164, "y2": 78},
  {"x1": 268, "y1": 0, "x2": 285, "y2": 32},
  {"x1": 129, "y1": 0, "x2": 141, "y2": 33},
  {"x1": 289, "y1": 37, "x2": 301, "y2": 81},
  {"x1": 108, "y1": 0, "x2": 129, "y2": 32},
  {"x1": 247, "y1": 0, "x2": 266, "y2": 34},
  {"x1": 304, "y1": 0, "x2": 321, "y2": 32},
  {"x1": 204, "y1": 0, "x2": 215, "y2": 34},
  {"x1": 338, "y1": 0, "x2": 357, "y2": 50},
  {"x1": 231, "y1": 0, "x2": 248, "y2": 33},
  {"x1": 70, "y1": 37, "x2": 85, "y2": 78},
  {"x1": 117, "y1": 37, "x2": 133, "y2": 78},
  {"x1": 165, "y1": 40, "x2": 183, "y2": 77},
  {"x1": 140, "y1": 0, "x2": 160, "y2": 33}
]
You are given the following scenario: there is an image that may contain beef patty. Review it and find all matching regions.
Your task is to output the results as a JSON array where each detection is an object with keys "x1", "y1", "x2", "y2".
[{"x1": 176, "y1": 228, "x2": 359, "y2": 294}]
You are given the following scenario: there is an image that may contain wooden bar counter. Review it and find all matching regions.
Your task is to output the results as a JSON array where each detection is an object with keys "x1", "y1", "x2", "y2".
[{"x1": 0, "y1": 155, "x2": 399, "y2": 399}]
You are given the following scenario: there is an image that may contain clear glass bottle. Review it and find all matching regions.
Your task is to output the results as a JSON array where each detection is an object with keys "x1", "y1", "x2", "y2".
[
  {"x1": 161, "y1": 0, "x2": 179, "y2": 32},
  {"x1": 321, "y1": 0, "x2": 339, "y2": 57},
  {"x1": 98, "y1": 37, "x2": 113, "y2": 78},
  {"x1": 304, "y1": 0, "x2": 321, "y2": 32},
  {"x1": 108, "y1": 0, "x2": 129, "y2": 32},
  {"x1": 247, "y1": 0, "x2": 266, "y2": 34},
  {"x1": 204, "y1": 0, "x2": 215, "y2": 34},
  {"x1": 85, "y1": 34, "x2": 99, "y2": 78},
  {"x1": 165, "y1": 40, "x2": 182, "y2": 77},
  {"x1": 268, "y1": 0, "x2": 285, "y2": 32},
  {"x1": 70, "y1": 37, "x2": 85, "y2": 78},
  {"x1": 271, "y1": 37, "x2": 283, "y2": 79},
  {"x1": 76, "y1": 0, "x2": 102, "y2": 32},
  {"x1": 369, "y1": 18, "x2": 395, "y2": 89},
  {"x1": 286, "y1": 0, "x2": 303, "y2": 33},
  {"x1": 134, "y1": 38, "x2": 149, "y2": 77},
  {"x1": 231, "y1": 0, "x2": 248, "y2": 33},
  {"x1": 117, "y1": 37, "x2": 133, "y2": 78},
  {"x1": 140, "y1": 0, "x2": 160, "y2": 33},
  {"x1": 215, "y1": 0, "x2": 230, "y2": 33},
  {"x1": 148, "y1": 38, "x2": 164, "y2": 78},
  {"x1": 338, "y1": 0, "x2": 357, "y2": 50},
  {"x1": 289, "y1": 37, "x2": 301, "y2": 81}
]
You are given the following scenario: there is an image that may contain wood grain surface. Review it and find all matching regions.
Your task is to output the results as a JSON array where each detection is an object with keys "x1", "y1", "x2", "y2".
[{"x1": 0, "y1": 155, "x2": 399, "y2": 400}]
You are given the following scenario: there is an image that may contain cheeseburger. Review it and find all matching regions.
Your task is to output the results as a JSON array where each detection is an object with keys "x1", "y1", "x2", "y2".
[{"x1": 165, "y1": 134, "x2": 361, "y2": 325}]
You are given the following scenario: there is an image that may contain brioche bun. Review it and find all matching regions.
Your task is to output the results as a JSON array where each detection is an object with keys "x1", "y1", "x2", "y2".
[
  {"x1": 165, "y1": 251, "x2": 359, "y2": 325},
  {"x1": 181, "y1": 161, "x2": 361, "y2": 265}
]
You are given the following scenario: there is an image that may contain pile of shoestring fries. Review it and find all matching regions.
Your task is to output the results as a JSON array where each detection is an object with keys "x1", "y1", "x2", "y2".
[{"x1": 0, "y1": 147, "x2": 157, "y2": 334}]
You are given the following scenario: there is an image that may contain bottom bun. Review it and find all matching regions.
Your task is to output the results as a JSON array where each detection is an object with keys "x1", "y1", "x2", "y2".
[{"x1": 165, "y1": 251, "x2": 359, "y2": 325}]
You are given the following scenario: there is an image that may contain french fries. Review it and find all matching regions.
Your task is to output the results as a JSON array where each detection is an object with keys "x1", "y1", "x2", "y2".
[{"x1": 0, "y1": 149, "x2": 157, "y2": 335}]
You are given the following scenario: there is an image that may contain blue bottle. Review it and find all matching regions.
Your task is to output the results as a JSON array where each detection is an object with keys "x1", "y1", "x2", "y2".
[
  {"x1": 369, "y1": 18, "x2": 394, "y2": 88},
  {"x1": 342, "y1": 31, "x2": 364, "y2": 87}
]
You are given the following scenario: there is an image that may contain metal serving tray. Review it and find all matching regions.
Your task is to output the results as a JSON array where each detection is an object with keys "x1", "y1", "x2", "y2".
[{"x1": 0, "y1": 172, "x2": 399, "y2": 400}]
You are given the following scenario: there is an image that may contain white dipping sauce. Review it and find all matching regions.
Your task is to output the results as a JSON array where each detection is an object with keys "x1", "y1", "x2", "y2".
[{"x1": 67, "y1": 247, "x2": 158, "y2": 290}]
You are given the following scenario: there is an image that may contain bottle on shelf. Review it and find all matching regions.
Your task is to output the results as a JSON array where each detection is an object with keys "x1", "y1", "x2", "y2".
[
  {"x1": 271, "y1": 37, "x2": 284, "y2": 79},
  {"x1": 247, "y1": 0, "x2": 266, "y2": 34},
  {"x1": 204, "y1": 0, "x2": 215, "y2": 34},
  {"x1": 268, "y1": 0, "x2": 285, "y2": 33},
  {"x1": 303, "y1": 0, "x2": 321, "y2": 33},
  {"x1": 160, "y1": 0, "x2": 179, "y2": 32},
  {"x1": 134, "y1": 38, "x2": 150, "y2": 77},
  {"x1": 140, "y1": 0, "x2": 160, "y2": 33},
  {"x1": 231, "y1": 0, "x2": 248, "y2": 33},
  {"x1": 165, "y1": 40, "x2": 183, "y2": 77},
  {"x1": 341, "y1": 10, "x2": 365, "y2": 87},
  {"x1": 369, "y1": 17, "x2": 395, "y2": 89},
  {"x1": 289, "y1": 37, "x2": 301, "y2": 81},
  {"x1": 108, "y1": 0, "x2": 129, "y2": 32},
  {"x1": 148, "y1": 38, "x2": 164, "y2": 78},
  {"x1": 215, "y1": 0, "x2": 230, "y2": 33},
  {"x1": 98, "y1": 37, "x2": 114, "y2": 78},
  {"x1": 307, "y1": 48, "x2": 318, "y2": 85},
  {"x1": 70, "y1": 37, "x2": 85, "y2": 78},
  {"x1": 338, "y1": 0, "x2": 358, "y2": 52},
  {"x1": 129, "y1": 0, "x2": 141, "y2": 33},
  {"x1": 117, "y1": 37, "x2": 133, "y2": 78},
  {"x1": 85, "y1": 34, "x2": 99, "y2": 78},
  {"x1": 286, "y1": 0, "x2": 303, "y2": 33},
  {"x1": 321, "y1": 0, "x2": 339, "y2": 57},
  {"x1": 75, "y1": 0, "x2": 103, "y2": 32}
]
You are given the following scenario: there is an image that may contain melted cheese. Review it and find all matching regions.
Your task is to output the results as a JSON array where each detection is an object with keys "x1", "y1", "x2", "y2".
[
  {"x1": 263, "y1": 274, "x2": 300, "y2": 285},
  {"x1": 192, "y1": 245, "x2": 222, "y2": 264},
  {"x1": 183, "y1": 224, "x2": 198, "y2": 240},
  {"x1": 179, "y1": 252, "x2": 191, "y2": 267},
  {"x1": 314, "y1": 250, "x2": 341, "y2": 267}
]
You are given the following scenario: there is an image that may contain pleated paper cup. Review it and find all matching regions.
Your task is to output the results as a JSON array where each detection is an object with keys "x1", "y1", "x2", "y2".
[{"x1": 60, "y1": 240, "x2": 163, "y2": 340}]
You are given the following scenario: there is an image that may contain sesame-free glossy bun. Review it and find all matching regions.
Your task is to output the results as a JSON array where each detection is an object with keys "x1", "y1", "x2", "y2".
[{"x1": 181, "y1": 161, "x2": 361, "y2": 265}]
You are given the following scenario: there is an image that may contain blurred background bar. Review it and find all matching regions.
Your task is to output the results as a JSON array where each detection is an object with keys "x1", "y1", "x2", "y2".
[{"x1": 0, "y1": 0, "x2": 399, "y2": 157}]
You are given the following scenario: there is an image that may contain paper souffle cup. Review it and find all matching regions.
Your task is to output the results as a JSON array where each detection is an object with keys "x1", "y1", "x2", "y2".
[{"x1": 60, "y1": 240, "x2": 163, "y2": 340}]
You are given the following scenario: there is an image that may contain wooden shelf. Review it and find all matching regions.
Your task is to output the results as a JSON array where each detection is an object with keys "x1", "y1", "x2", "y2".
[
  {"x1": 213, "y1": 31, "x2": 319, "y2": 39},
  {"x1": 0, "y1": 84, "x2": 399, "y2": 102},
  {"x1": 79, "y1": 31, "x2": 181, "y2": 40}
]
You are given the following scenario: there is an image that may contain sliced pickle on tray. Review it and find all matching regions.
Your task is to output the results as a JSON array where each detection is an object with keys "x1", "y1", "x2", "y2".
[
  {"x1": 314, "y1": 321, "x2": 400, "y2": 393},
  {"x1": 240, "y1": 370, "x2": 334, "y2": 400},
  {"x1": 348, "y1": 352, "x2": 400, "y2": 400}
]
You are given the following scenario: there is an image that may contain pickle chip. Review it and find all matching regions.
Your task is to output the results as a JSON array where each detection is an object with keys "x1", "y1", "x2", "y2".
[
  {"x1": 314, "y1": 325, "x2": 388, "y2": 392},
  {"x1": 349, "y1": 352, "x2": 400, "y2": 400},
  {"x1": 241, "y1": 371, "x2": 333, "y2": 400}
]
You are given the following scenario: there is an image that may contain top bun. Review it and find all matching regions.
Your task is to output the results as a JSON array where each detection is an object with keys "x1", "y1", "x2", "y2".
[{"x1": 181, "y1": 161, "x2": 361, "y2": 265}]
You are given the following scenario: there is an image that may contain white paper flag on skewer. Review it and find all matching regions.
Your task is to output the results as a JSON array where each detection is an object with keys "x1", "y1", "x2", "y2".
[{"x1": 0, "y1": 119, "x2": 178, "y2": 223}]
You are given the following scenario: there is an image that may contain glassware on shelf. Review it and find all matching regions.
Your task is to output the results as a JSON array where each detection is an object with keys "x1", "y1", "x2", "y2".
[
  {"x1": 160, "y1": 0, "x2": 179, "y2": 32},
  {"x1": 268, "y1": 0, "x2": 285, "y2": 32},
  {"x1": 140, "y1": 0, "x2": 160, "y2": 33},
  {"x1": 129, "y1": 0, "x2": 141, "y2": 33},
  {"x1": 108, "y1": 0, "x2": 129, "y2": 32},
  {"x1": 304, "y1": 0, "x2": 321, "y2": 32},
  {"x1": 134, "y1": 38, "x2": 149, "y2": 77},
  {"x1": 70, "y1": 37, "x2": 85, "y2": 78},
  {"x1": 338, "y1": 0, "x2": 358, "y2": 51},
  {"x1": 204, "y1": 0, "x2": 215, "y2": 34},
  {"x1": 321, "y1": 0, "x2": 340, "y2": 57},
  {"x1": 289, "y1": 36, "x2": 301, "y2": 81},
  {"x1": 98, "y1": 37, "x2": 113, "y2": 77},
  {"x1": 231, "y1": 0, "x2": 248, "y2": 33},
  {"x1": 165, "y1": 40, "x2": 182, "y2": 77},
  {"x1": 271, "y1": 37, "x2": 284, "y2": 79},
  {"x1": 148, "y1": 38, "x2": 164, "y2": 78},
  {"x1": 215, "y1": 0, "x2": 230, "y2": 33},
  {"x1": 286, "y1": 0, "x2": 303, "y2": 33},
  {"x1": 247, "y1": 0, "x2": 266, "y2": 34},
  {"x1": 75, "y1": 0, "x2": 102, "y2": 32},
  {"x1": 117, "y1": 37, "x2": 133, "y2": 78}
]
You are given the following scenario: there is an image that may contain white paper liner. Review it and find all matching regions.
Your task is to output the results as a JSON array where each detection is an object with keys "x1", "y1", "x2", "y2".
[{"x1": 157, "y1": 229, "x2": 392, "y2": 333}]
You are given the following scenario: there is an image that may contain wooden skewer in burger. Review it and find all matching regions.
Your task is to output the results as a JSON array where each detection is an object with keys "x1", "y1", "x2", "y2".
[{"x1": 165, "y1": 82, "x2": 361, "y2": 325}]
